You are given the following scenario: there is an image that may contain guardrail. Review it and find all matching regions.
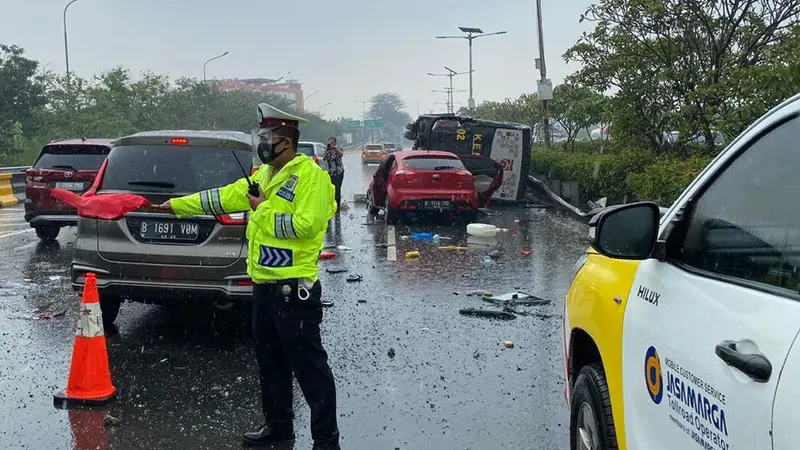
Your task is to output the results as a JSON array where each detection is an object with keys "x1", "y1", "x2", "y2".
[{"x1": 0, "y1": 166, "x2": 29, "y2": 174}]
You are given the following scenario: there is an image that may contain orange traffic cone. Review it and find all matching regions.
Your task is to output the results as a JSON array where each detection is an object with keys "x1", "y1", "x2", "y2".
[{"x1": 54, "y1": 273, "x2": 116, "y2": 409}]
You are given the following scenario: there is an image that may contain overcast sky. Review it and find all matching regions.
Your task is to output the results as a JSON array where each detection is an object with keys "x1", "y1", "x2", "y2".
[{"x1": 2, "y1": 0, "x2": 593, "y2": 119}]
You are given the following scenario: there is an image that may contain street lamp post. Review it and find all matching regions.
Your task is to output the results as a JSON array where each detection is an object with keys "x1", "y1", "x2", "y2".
[
  {"x1": 303, "y1": 90, "x2": 320, "y2": 108},
  {"x1": 535, "y1": 0, "x2": 552, "y2": 149},
  {"x1": 63, "y1": 0, "x2": 81, "y2": 129},
  {"x1": 428, "y1": 66, "x2": 471, "y2": 114},
  {"x1": 316, "y1": 102, "x2": 332, "y2": 116},
  {"x1": 203, "y1": 51, "x2": 229, "y2": 85},
  {"x1": 436, "y1": 27, "x2": 506, "y2": 109}
]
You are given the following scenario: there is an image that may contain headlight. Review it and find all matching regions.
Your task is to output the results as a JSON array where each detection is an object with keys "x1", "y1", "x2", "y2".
[{"x1": 570, "y1": 253, "x2": 589, "y2": 285}]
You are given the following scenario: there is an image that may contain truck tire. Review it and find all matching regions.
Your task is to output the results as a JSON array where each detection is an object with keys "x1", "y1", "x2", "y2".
[
  {"x1": 35, "y1": 225, "x2": 60, "y2": 242},
  {"x1": 99, "y1": 295, "x2": 122, "y2": 329},
  {"x1": 570, "y1": 363, "x2": 619, "y2": 450}
]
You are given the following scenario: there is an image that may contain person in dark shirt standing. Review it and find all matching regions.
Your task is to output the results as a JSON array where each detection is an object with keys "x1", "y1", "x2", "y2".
[{"x1": 324, "y1": 137, "x2": 345, "y2": 212}]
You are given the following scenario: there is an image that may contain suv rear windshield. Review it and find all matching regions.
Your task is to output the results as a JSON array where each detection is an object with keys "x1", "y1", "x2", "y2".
[
  {"x1": 403, "y1": 156, "x2": 464, "y2": 171},
  {"x1": 366, "y1": 145, "x2": 383, "y2": 151},
  {"x1": 99, "y1": 145, "x2": 254, "y2": 193},
  {"x1": 33, "y1": 145, "x2": 110, "y2": 171},
  {"x1": 297, "y1": 143, "x2": 316, "y2": 157},
  {"x1": 383, "y1": 143, "x2": 396, "y2": 149}
]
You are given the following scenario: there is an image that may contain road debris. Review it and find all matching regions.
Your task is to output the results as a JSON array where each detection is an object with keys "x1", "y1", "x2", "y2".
[
  {"x1": 326, "y1": 267, "x2": 348, "y2": 274},
  {"x1": 346, "y1": 274, "x2": 363, "y2": 283},
  {"x1": 387, "y1": 347, "x2": 396, "y2": 358},
  {"x1": 465, "y1": 290, "x2": 493, "y2": 297},
  {"x1": 319, "y1": 250, "x2": 336, "y2": 260},
  {"x1": 504, "y1": 341, "x2": 514, "y2": 349},
  {"x1": 103, "y1": 414, "x2": 121, "y2": 427},
  {"x1": 405, "y1": 251, "x2": 420, "y2": 259},
  {"x1": 459, "y1": 308, "x2": 516, "y2": 320},
  {"x1": 521, "y1": 249, "x2": 532, "y2": 256},
  {"x1": 38, "y1": 309, "x2": 66, "y2": 320}
]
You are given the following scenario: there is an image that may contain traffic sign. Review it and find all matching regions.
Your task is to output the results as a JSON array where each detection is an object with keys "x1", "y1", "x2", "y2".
[
  {"x1": 363, "y1": 119, "x2": 384, "y2": 128},
  {"x1": 346, "y1": 120, "x2": 362, "y2": 129}
]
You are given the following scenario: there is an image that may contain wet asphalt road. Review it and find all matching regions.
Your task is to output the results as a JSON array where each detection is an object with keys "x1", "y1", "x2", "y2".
[{"x1": 0, "y1": 153, "x2": 589, "y2": 450}]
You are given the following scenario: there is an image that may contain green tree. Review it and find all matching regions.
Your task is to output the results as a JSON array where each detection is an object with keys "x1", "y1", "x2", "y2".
[
  {"x1": 367, "y1": 92, "x2": 411, "y2": 144},
  {"x1": 0, "y1": 45, "x2": 348, "y2": 165},
  {"x1": 0, "y1": 44, "x2": 47, "y2": 157},
  {"x1": 468, "y1": 93, "x2": 539, "y2": 130},
  {"x1": 565, "y1": 0, "x2": 800, "y2": 153},
  {"x1": 550, "y1": 81, "x2": 608, "y2": 149}
]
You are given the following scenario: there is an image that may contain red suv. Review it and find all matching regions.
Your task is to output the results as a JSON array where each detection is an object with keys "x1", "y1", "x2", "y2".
[{"x1": 25, "y1": 139, "x2": 113, "y2": 241}]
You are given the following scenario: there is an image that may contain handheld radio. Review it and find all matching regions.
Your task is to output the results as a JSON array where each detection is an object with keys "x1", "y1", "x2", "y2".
[{"x1": 231, "y1": 152, "x2": 261, "y2": 197}]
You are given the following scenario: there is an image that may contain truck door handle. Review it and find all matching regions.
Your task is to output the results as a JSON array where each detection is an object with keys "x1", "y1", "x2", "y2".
[{"x1": 714, "y1": 340, "x2": 772, "y2": 383}]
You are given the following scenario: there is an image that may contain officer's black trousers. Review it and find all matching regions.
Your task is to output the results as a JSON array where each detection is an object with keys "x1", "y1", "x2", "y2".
[{"x1": 252, "y1": 280, "x2": 339, "y2": 443}]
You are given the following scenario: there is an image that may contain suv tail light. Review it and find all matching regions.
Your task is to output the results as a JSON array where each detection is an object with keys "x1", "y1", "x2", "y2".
[
  {"x1": 217, "y1": 212, "x2": 248, "y2": 225},
  {"x1": 26, "y1": 168, "x2": 44, "y2": 183},
  {"x1": 313, "y1": 154, "x2": 319, "y2": 165}
]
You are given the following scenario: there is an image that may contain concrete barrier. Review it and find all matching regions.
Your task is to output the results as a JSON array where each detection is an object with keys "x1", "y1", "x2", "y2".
[{"x1": 0, "y1": 173, "x2": 19, "y2": 207}]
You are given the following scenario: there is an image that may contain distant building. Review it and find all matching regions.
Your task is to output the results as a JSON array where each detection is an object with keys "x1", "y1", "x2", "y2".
[{"x1": 216, "y1": 78, "x2": 305, "y2": 110}]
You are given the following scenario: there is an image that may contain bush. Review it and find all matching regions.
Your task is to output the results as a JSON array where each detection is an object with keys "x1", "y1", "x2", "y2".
[
  {"x1": 627, "y1": 155, "x2": 713, "y2": 204},
  {"x1": 532, "y1": 146, "x2": 715, "y2": 206}
]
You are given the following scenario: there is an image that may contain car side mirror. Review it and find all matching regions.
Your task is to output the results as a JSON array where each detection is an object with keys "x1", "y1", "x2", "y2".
[
  {"x1": 404, "y1": 130, "x2": 416, "y2": 140},
  {"x1": 405, "y1": 122, "x2": 414, "y2": 131},
  {"x1": 588, "y1": 201, "x2": 660, "y2": 260}
]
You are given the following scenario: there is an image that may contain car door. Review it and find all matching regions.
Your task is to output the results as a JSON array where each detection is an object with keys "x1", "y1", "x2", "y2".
[
  {"x1": 622, "y1": 110, "x2": 800, "y2": 450},
  {"x1": 370, "y1": 156, "x2": 395, "y2": 207}
]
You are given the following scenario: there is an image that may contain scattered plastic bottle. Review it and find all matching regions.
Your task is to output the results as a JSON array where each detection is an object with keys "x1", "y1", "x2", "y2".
[
  {"x1": 411, "y1": 232, "x2": 434, "y2": 242},
  {"x1": 482, "y1": 255, "x2": 494, "y2": 266},
  {"x1": 432, "y1": 234, "x2": 452, "y2": 244}
]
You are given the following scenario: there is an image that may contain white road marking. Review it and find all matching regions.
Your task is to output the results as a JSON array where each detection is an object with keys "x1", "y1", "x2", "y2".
[
  {"x1": 387, "y1": 225, "x2": 396, "y2": 261},
  {"x1": 0, "y1": 217, "x2": 25, "y2": 223},
  {"x1": 0, "y1": 229, "x2": 35, "y2": 239}
]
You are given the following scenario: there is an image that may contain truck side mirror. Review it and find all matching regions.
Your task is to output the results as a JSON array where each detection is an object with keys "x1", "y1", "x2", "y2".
[{"x1": 588, "y1": 201, "x2": 660, "y2": 260}]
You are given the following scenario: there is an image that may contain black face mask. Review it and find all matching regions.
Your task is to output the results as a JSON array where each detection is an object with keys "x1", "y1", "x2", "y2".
[{"x1": 257, "y1": 138, "x2": 287, "y2": 164}]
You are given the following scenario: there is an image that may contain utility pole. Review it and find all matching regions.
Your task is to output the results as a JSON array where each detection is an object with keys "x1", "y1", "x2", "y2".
[
  {"x1": 432, "y1": 88, "x2": 466, "y2": 114},
  {"x1": 535, "y1": 0, "x2": 552, "y2": 149},
  {"x1": 355, "y1": 100, "x2": 370, "y2": 144},
  {"x1": 437, "y1": 27, "x2": 507, "y2": 109},
  {"x1": 428, "y1": 66, "x2": 471, "y2": 114}
]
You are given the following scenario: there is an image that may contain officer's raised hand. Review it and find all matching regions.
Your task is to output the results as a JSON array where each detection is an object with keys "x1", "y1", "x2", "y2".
[{"x1": 247, "y1": 185, "x2": 265, "y2": 210}]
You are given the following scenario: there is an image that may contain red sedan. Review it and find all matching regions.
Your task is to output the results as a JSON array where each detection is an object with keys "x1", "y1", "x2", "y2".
[{"x1": 366, "y1": 150, "x2": 502, "y2": 223}]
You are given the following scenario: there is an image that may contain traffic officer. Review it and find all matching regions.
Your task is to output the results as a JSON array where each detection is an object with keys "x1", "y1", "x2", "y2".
[{"x1": 157, "y1": 103, "x2": 340, "y2": 450}]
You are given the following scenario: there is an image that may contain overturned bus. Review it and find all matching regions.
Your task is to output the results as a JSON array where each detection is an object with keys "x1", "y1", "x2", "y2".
[{"x1": 404, "y1": 114, "x2": 531, "y2": 203}]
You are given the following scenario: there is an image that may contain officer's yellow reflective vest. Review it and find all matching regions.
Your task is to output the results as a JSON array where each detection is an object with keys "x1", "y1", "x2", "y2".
[{"x1": 170, "y1": 154, "x2": 336, "y2": 283}]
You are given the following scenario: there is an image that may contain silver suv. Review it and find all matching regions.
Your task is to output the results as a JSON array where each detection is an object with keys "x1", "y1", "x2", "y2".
[{"x1": 71, "y1": 130, "x2": 257, "y2": 326}]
